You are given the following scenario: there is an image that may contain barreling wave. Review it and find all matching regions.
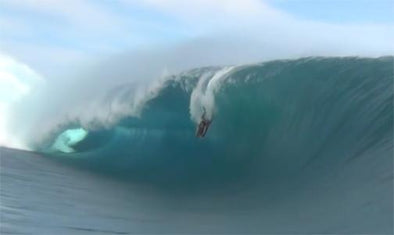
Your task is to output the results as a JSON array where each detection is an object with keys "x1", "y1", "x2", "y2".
[{"x1": 37, "y1": 57, "x2": 393, "y2": 187}]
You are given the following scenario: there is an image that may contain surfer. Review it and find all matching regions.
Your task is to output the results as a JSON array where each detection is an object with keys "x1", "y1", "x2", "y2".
[{"x1": 196, "y1": 111, "x2": 212, "y2": 138}]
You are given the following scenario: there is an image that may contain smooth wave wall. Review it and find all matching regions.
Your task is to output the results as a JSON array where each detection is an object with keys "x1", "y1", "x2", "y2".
[{"x1": 36, "y1": 57, "x2": 392, "y2": 190}]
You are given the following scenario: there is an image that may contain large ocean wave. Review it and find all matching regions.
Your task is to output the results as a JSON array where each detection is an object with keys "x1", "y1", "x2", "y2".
[{"x1": 37, "y1": 57, "x2": 393, "y2": 189}]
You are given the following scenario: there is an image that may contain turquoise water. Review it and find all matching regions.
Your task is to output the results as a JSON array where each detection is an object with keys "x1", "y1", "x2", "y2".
[
  {"x1": 42, "y1": 57, "x2": 393, "y2": 186},
  {"x1": 1, "y1": 57, "x2": 392, "y2": 233}
]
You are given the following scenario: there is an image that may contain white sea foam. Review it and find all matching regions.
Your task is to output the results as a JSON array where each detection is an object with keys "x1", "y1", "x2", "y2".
[
  {"x1": 0, "y1": 55, "x2": 44, "y2": 150},
  {"x1": 190, "y1": 66, "x2": 235, "y2": 123}
]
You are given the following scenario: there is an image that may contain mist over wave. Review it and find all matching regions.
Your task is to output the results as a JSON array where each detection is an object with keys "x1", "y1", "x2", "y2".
[{"x1": 25, "y1": 57, "x2": 391, "y2": 189}]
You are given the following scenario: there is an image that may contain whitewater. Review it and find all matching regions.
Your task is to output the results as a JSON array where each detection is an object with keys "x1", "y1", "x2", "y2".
[{"x1": 1, "y1": 57, "x2": 393, "y2": 234}]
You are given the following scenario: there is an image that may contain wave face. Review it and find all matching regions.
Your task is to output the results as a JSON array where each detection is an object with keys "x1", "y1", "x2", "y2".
[{"x1": 41, "y1": 57, "x2": 393, "y2": 191}]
